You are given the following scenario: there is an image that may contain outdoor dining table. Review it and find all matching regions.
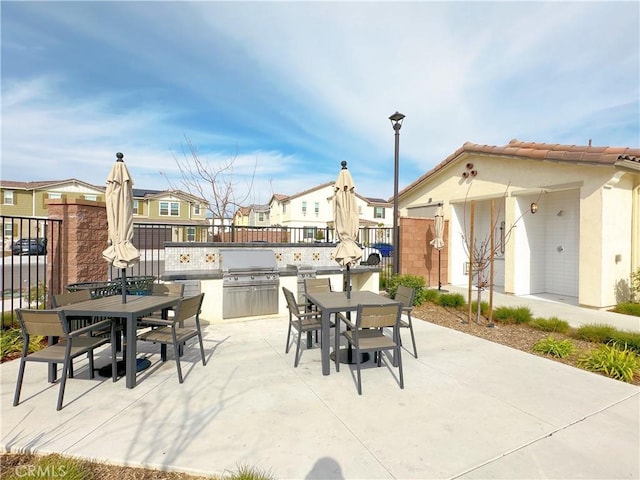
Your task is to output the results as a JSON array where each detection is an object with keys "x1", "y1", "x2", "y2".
[
  {"x1": 59, "y1": 294, "x2": 182, "y2": 388},
  {"x1": 305, "y1": 290, "x2": 400, "y2": 376}
]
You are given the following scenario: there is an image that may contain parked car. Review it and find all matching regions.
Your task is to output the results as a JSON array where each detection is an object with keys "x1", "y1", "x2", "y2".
[
  {"x1": 359, "y1": 243, "x2": 384, "y2": 265},
  {"x1": 11, "y1": 238, "x2": 47, "y2": 256},
  {"x1": 370, "y1": 242, "x2": 393, "y2": 257}
]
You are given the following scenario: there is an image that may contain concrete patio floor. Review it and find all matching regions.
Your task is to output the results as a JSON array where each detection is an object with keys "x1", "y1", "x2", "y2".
[{"x1": 1, "y1": 291, "x2": 639, "y2": 479}]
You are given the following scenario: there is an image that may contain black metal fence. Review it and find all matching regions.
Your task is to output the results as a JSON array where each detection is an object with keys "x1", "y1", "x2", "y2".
[
  {"x1": 1, "y1": 216, "x2": 62, "y2": 326},
  {"x1": 1, "y1": 217, "x2": 393, "y2": 327},
  {"x1": 117, "y1": 223, "x2": 394, "y2": 285}
]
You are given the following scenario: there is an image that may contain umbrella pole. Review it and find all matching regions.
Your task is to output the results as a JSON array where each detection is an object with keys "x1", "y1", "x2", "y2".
[
  {"x1": 346, "y1": 265, "x2": 351, "y2": 299},
  {"x1": 438, "y1": 249, "x2": 442, "y2": 290},
  {"x1": 121, "y1": 268, "x2": 127, "y2": 304}
]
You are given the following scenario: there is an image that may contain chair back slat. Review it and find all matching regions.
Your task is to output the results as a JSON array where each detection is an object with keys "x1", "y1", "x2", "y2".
[
  {"x1": 395, "y1": 285, "x2": 415, "y2": 308},
  {"x1": 282, "y1": 287, "x2": 300, "y2": 313},
  {"x1": 358, "y1": 304, "x2": 402, "y2": 329},
  {"x1": 175, "y1": 293, "x2": 204, "y2": 322},
  {"x1": 153, "y1": 283, "x2": 185, "y2": 296},
  {"x1": 17, "y1": 309, "x2": 66, "y2": 337},
  {"x1": 304, "y1": 278, "x2": 332, "y2": 294},
  {"x1": 52, "y1": 289, "x2": 92, "y2": 307}
]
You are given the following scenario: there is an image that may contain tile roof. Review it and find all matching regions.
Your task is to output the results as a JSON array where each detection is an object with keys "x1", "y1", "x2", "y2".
[
  {"x1": 279, "y1": 181, "x2": 335, "y2": 202},
  {"x1": 270, "y1": 193, "x2": 289, "y2": 202},
  {"x1": 398, "y1": 139, "x2": 640, "y2": 200},
  {"x1": 0, "y1": 178, "x2": 206, "y2": 203},
  {"x1": 0, "y1": 178, "x2": 102, "y2": 190}
]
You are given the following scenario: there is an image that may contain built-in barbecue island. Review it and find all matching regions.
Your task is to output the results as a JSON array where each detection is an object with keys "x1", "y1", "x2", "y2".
[{"x1": 161, "y1": 242, "x2": 380, "y2": 323}]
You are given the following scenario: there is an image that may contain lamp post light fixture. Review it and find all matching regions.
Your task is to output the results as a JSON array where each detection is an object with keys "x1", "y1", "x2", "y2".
[{"x1": 389, "y1": 111, "x2": 405, "y2": 275}]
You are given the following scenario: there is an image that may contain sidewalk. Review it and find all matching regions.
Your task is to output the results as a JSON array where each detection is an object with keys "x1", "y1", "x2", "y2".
[{"x1": 1, "y1": 291, "x2": 639, "y2": 479}]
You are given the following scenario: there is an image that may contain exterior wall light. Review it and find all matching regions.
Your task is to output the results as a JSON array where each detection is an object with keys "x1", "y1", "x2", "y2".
[{"x1": 530, "y1": 202, "x2": 538, "y2": 214}]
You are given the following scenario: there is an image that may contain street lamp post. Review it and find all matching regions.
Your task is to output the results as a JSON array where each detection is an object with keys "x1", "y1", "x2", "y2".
[{"x1": 389, "y1": 111, "x2": 405, "y2": 276}]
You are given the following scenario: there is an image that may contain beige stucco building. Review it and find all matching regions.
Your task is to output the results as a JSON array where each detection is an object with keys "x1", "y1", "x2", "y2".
[{"x1": 398, "y1": 139, "x2": 640, "y2": 309}]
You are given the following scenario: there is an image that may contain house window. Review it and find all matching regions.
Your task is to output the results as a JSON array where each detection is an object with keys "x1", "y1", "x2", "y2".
[
  {"x1": 258, "y1": 212, "x2": 265, "y2": 222},
  {"x1": 160, "y1": 201, "x2": 180, "y2": 216},
  {"x1": 283, "y1": 204, "x2": 287, "y2": 214},
  {"x1": 133, "y1": 200, "x2": 140, "y2": 215},
  {"x1": 194, "y1": 204, "x2": 201, "y2": 215},
  {"x1": 186, "y1": 227, "x2": 196, "y2": 242},
  {"x1": 314, "y1": 202, "x2": 319, "y2": 215},
  {"x1": 84, "y1": 194, "x2": 97, "y2": 201},
  {"x1": 4, "y1": 222, "x2": 13, "y2": 237},
  {"x1": 48, "y1": 192, "x2": 62, "y2": 200},
  {"x1": 3, "y1": 190, "x2": 14, "y2": 205},
  {"x1": 304, "y1": 227, "x2": 315, "y2": 239},
  {"x1": 374, "y1": 207, "x2": 385, "y2": 219},
  {"x1": 302, "y1": 201, "x2": 307, "y2": 215}
]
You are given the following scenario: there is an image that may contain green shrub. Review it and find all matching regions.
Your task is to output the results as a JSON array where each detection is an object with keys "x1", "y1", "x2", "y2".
[
  {"x1": 572, "y1": 323, "x2": 617, "y2": 343},
  {"x1": 2, "y1": 310, "x2": 17, "y2": 329},
  {"x1": 24, "y1": 282, "x2": 48, "y2": 306},
  {"x1": 529, "y1": 316, "x2": 571, "y2": 334},
  {"x1": 612, "y1": 302, "x2": 640, "y2": 316},
  {"x1": 492, "y1": 306, "x2": 533, "y2": 324},
  {"x1": 471, "y1": 301, "x2": 490, "y2": 316},
  {"x1": 386, "y1": 274, "x2": 428, "y2": 306},
  {"x1": 608, "y1": 331, "x2": 640, "y2": 355},
  {"x1": 630, "y1": 268, "x2": 640, "y2": 303},
  {"x1": 437, "y1": 293, "x2": 466, "y2": 308},
  {"x1": 423, "y1": 288, "x2": 441, "y2": 304},
  {"x1": 577, "y1": 343, "x2": 640, "y2": 383},
  {"x1": 226, "y1": 463, "x2": 276, "y2": 480},
  {"x1": 0, "y1": 327, "x2": 43, "y2": 359},
  {"x1": 532, "y1": 336, "x2": 575, "y2": 358}
]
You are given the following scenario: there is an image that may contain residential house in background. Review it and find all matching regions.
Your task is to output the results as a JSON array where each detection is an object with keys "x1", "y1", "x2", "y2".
[
  {"x1": 397, "y1": 139, "x2": 640, "y2": 309},
  {"x1": 131, "y1": 188, "x2": 210, "y2": 246},
  {"x1": 233, "y1": 204, "x2": 270, "y2": 227},
  {"x1": 0, "y1": 179, "x2": 209, "y2": 248},
  {"x1": 267, "y1": 182, "x2": 393, "y2": 243}
]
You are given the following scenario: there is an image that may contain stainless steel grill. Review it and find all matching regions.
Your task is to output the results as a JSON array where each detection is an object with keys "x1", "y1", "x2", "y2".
[
  {"x1": 287, "y1": 264, "x2": 317, "y2": 303},
  {"x1": 221, "y1": 249, "x2": 279, "y2": 319}
]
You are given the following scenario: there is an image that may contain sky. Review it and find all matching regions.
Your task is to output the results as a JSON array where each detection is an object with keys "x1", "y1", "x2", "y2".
[{"x1": 2, "y1": 1, "x2": 639, "y2": 212}]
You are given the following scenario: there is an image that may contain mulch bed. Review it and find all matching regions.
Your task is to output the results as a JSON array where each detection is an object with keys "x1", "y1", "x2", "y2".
[{"x1": 411, "y1": 302, "x2": 640, "y2": 386}]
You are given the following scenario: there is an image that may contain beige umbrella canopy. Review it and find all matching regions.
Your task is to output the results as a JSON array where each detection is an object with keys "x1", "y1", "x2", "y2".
[
  {"x1": 430, "y1": 205, "x2": 445, "y2": 250},
  {"x1": 331, "y1": 161, "x2": 362, "y2": 298},
  {"x1": 102, "y1": 153, "x2": 140, "y2": 302}
]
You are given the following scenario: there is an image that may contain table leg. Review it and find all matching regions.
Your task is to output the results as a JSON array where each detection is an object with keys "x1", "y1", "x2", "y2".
[
  {"x1": 47, "y1": 336, "x2": 58, "y2": 382},
  {"x1": 126, "y1": 315, "x2": 136, "y2": 388},
  {"x1": 321, "y1": 310, "x2": 330, "y2": 375}
]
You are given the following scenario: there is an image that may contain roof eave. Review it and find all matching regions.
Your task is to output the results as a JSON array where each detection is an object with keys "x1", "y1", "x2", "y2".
[{"x1": 614, "y1": 159, "x2": 640, "y2": 174}]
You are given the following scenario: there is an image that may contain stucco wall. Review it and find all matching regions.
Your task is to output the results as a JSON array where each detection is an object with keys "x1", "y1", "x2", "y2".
[{"x1": 400, "y1": 153, "x2": 636, "y2": 308}]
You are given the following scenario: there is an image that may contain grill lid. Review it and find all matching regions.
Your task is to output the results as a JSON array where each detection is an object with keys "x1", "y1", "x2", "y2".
[
  {"x1": 221, "y1": 249, "x2": 278, "y2": 272},
  {"x1": 287, "y1": 264, "x2": 316, "y2": 273}
]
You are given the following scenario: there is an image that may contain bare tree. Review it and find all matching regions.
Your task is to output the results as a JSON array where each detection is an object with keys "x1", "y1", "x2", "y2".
[
  {"x1": 460, "y1": 183, "x2": 542, "y2": 324},
  {"x1": 161, "y1": 135, "x2": 258, "y2": 227}
]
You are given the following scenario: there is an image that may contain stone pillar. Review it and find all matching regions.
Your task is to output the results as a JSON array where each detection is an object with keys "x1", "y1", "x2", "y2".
[
  {"x1": 46, "y1": 199, "x2": 108, "y2": 293},
  {"x1": 399, "y1": 217, "x2": 448, "y2": 286}
]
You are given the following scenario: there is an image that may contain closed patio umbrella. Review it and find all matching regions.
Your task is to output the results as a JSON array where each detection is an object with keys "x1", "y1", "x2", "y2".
[
  {"x1": 429, "y1": 204, "x2": 445, "y2": 290},
  {"x1": 102, "y1": 152, "x2": 141, "y2": 303},
  {"x1": 331, "y1": 161, "x2": 362, "y2": 299}
]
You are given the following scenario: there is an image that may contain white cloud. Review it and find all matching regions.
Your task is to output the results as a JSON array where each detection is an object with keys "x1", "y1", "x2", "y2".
[{"x1": 1, "y1": 1, "x2": 638, "y2": 202}]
